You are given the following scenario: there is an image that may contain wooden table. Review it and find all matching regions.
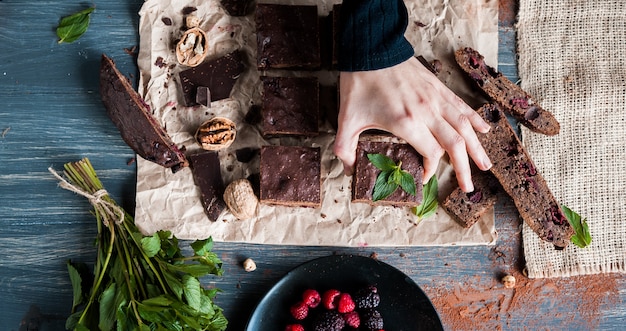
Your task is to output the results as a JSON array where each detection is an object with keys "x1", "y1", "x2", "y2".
[{"x1": 1, "y1": 1, "x2": 624, "y2": 330}]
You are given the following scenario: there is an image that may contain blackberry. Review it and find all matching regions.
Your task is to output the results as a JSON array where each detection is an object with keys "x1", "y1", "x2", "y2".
[
  {"x1": 361, "y1": 309, "x2": 384, "y2": 331},
  {"x1": 354, "y1": 285, "x2": 380, "y2": 309},
  {"x1": 313, "y1": 310, "x2": 345, "y2": 331}
]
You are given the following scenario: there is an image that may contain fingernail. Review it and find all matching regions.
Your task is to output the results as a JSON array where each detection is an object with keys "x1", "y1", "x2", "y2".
[{"x1": 484, "y1": 158, "x2": 493, "y2": 169}]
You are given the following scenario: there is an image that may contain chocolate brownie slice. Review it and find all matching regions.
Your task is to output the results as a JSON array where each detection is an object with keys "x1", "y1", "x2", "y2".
[
  {"x1": 476, "y1": 103, "x2": 574, "y2": 248},
  {"x1": 259, "y1": 145, "x2": 321, "y2": 208},
  {"x1": 178, "y1": 50, "x2": 245, "y2": 107},
  {"x1": 455, "y1": 47, "x2": 560, "y2": 136},
  {"x1": 100, "y1": 54, "x2": 188, "y2": 172},
  {"x1": 443, "y1": 169, "x2": 499, "y2": 228},
  {"x1": 255, "y1": 4, "x2": 320, "y2": 69},
  {"x1": 188, "y1": 151, "x2": 227, "y2": 221},
  {"x1": 261, "y1": 76, "x2": 319, "y2": 137},
  {"x1": 353, "y1": 140, "x2": 423, "y2": 207}
]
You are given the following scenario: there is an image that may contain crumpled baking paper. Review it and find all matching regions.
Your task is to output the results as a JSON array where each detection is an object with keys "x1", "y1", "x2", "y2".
[{"x1": 134, "y1": 0, "x2": 499, "y2": 246}]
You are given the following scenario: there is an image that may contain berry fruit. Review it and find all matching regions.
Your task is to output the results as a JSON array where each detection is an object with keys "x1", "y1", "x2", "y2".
[
  {"x1": 343, "y1": 310, "x2": 360, "y2": 328},
  {"x1": 354, "y1": 285, "x2": 381, "y2": 309},
  {"x1": 313, "y1": 310, "x2": 345, "y2": 331},
  {"x1": 290, "y1": 301, "x2": 309, "y2": 320},
  {"x1": 322, "y1": 289, "x2": 342, "y2": 310},
  {"x1": 284, "y1": 324, "x2": 304, "y2": 331},
  {"x1": 302, "y1": 289, "x2": 321, "y2": 308},
  {"x1": 361, "y1": 309, "x2": 384, "y2": 331},
  {"x1": 337, "y1": 293, "x2": 356, "y2": 313}
]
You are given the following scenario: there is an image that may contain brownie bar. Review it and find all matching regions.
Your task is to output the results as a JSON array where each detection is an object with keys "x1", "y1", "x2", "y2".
[
  {"x1": 255, "y1": 4, "x2": 320, "y2": 69},
  {"x1": 353, "y1": 140, "x2": 423, "y2": 207},
  {"x1": 455, "y1": 47, "x2": 560, "y2": 136},
  {"x1": 261, "y1": 76, "x2": 319, "y2": 137},
  {"x1": 178, "y1": 50, "x2": 244, "y2": 107},
  {"x1": 259, "y1": 145, "x2": 321, "y2": 208},
  {"x1": 188, "y1": 151, "x2": 227, "y2": 221},
  {"x1": 443, "y1": 169, "x2": 499, "y2": 228},
  {"x1": 476, "y1": 103, "x2": 574, "y2": 248},
  {"x1": 100, "y1": 54, "x2": 188, "y2": 172}
]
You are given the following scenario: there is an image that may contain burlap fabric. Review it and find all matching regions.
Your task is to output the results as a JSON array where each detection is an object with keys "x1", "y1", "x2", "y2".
[{"x1": 517, "y1": 1, "x2": 626, "y2": 278}]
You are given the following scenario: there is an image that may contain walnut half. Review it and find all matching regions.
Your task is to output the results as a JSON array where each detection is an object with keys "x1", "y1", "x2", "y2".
[
  {"x1": 195, "y1": 117, "x2": 237, "y2": 151},
  {"x1": 176, "y1": 27, "x2": 208, "y2": 67}
]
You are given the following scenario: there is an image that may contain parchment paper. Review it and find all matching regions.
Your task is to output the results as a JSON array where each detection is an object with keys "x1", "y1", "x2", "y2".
[{"x1": 134, "y1": 0, "x2": 499, "y2": 246}]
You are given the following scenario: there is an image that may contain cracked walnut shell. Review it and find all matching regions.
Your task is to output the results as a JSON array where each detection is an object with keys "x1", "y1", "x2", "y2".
[
  {"x1": 224, "y1": 179, "x2": 258, "y2": 220},
  {"x1": 176, "y1": 27, "x2": 208, "y2": 67},
  {"x1": 195, "y1": 117, "x2": 236, "y2": 151}
]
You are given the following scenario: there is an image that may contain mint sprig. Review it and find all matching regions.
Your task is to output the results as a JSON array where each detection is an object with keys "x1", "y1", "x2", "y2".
[
  {"x1": 368, "y1": 153, "x2": 416, "y2": 201},
  {"x1": 413, "y1": 176, "x2": 438, "y2": 219},
  {"x1": 562, "y1": 204, "x2": 592, "y2": 248},
  {"x1": 57, "y1": 7, "x2": 95, "y2": 44}
]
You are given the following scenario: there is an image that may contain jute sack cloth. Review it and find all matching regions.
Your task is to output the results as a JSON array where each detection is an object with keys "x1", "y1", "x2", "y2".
[{"x1": 517, "y1": 0, "x2": 626, "y2": 278}]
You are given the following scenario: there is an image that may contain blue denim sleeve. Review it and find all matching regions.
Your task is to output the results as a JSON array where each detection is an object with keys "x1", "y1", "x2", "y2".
[{"x1": 337, "y1": 0, "x2": 415, "y2": 71}]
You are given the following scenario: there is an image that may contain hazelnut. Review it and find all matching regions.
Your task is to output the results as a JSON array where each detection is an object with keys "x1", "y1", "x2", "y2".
[
  {"x1": 243, "y1": 258, "x2": 256, "y2": 272},
  {"x1": 176, "y1": 27, "x2": 208, "y2": 67},
  {"x1": 223, "y1": 179, "x2": 258, "y2": 220},
  {"x1": 195, "y1": 117, "x2": 236, "y2": 151},
  {"x1": 502, "y1": 274, "x2": 516, "y2": 288}
]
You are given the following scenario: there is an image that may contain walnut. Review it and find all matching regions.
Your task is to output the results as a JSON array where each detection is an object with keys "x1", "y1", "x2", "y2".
[
  {"x1": 223, "y1": 179, "x2": 258, "y2": 220},
  {"x1": 195, "y1": 117, "x2": 236, "y2": 151},
  {"x1": 502, "y1": 274, "x2": 516, "y2": 288},
  {"x1": 176, "y1": 27, "x2": 208, "y2": 67},
  {"x1": 185, "y1": 15, "x2": 201, "y2": 29}
]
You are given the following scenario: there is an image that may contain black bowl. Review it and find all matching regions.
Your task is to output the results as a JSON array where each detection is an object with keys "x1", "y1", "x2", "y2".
[{"x1": 246, "y1": 254, "x2": 443, "y2": 330}]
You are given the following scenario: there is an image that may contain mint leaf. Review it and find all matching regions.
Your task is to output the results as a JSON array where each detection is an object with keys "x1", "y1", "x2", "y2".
[
  {"x1": 562, "y1": 204, "x2": 592, "y2": 248},
  {"x1": 367, "y1": 153, "x2": 396, "y2": 172},
  {"x1": 413, "y1": 176, "x2": 438, "y2": 219},
  {"x1": 141, "y1": 232, "x2": 161, "y2": 257},
  {"x1": 399, "y1": 170, "x2": 417, "y2": 196},
  {"x1": 57, "y1": 7, "x2": 95, "y2": 44},
  {"x1": 373, "y1": 171, "x2": 398, "y2": 201},
  {"x1": 67, "y1": 261, "x2": 84, "y2": 311}
]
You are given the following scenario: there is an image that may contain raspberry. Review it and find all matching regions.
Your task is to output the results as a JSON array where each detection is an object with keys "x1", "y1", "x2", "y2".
[
  {"x1": 343, "y1": 311, "x2": 360, "y2": 328},
  {"x1": 354, "y1": 285, "x2": 380, "y2": 309},
  {"x1": 302, "y1": 289, "x2": 321, "y2": 308},
  {"x1": 289, "y1": 301, "x2": 309, "y2": 320},
  {"x1": 284, "y1": 325, "x2": 304, "y2": 331},
  {"x1": 361, "y1": 309, "x2": 384, "y2": 331},
  {"x1": 313, "y1": 310, "x2": 345, "y2": 331},
  {"x1": 337, "y1": 293, "x2": 356, "y2": 313},
  {"x1": 322, "y1": 289, "x2": 341, "y2": 310}
]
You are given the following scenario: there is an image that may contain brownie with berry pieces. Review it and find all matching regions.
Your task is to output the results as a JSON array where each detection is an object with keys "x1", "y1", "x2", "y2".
[
  {"x1": 455, "y1": 47, "x2": 560, "y2": 136},
  {"x1": 442, "y1": 167, "x2": 500, "y2": 228},
  {"x1": 476, "y1": 103, "x2": 574, "y2": 248},
  {"x1": 259, "y1": 145, "x2": 321, "y2": 208}
]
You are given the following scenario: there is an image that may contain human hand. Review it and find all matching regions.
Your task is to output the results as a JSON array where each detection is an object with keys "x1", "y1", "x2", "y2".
[{"x1": 333, "y1": 56, "x2": 492, "y2": 192}]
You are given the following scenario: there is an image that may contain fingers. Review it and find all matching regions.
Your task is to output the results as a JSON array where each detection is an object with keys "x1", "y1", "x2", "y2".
[{"x1": 333, "y1": 113, "x2": 361, "y2": 176}]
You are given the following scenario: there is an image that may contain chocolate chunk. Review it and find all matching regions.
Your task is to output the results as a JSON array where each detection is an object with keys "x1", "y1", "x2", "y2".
[
  {"x1": 99, "y1": 54, "x2": 188, "y2": 172},
  {"x1": 195, "y1": 86, "x2": 211, "y2": 107},
  {"x1": 188, "y1": 151, "x2": 227, "y2": 221},
  {"x1": 353, "y1": 140, "x2": 423, "y2": 207},
  {"x1": 260, "y1": 145, "x2": 321, "y2": 208},
  {"x1": 220, "y1": 0, "x2": 255, "y2": 16},
  {"x1": 179, "y1": 50, "x2": 244, "y2": 107},
  {"x1": 255, "y1": 4, "x2": 320, "y2": 69},
  {"x1": 261, "y1": 76, "x2": 319, "y2": 137},
  {"x1": 235, "y1": 147, "x2": 259, "y2": 163}
]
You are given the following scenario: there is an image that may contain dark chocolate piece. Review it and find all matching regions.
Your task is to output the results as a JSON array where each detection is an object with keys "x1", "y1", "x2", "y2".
[
  {"x1": 255, "y1": 4, "x2": 320, "y2": 69},
  {"x1": 179, "y1": 50, "x2": 244, "y2": 107},
  {"x1": 235, "y1": 147, "x2": 258, "y2": 163},
  {"x1": 261, "y1": 76, "x2": 319, "y2": 137},
  {"x1": 260, "y1": 145, "x2": 321, "y2": 208},
  {"x1": 195, "y1": 86, "x2": 211, "y2": 107},
  {"x1": 353, "y1": 140, "x2": 423, "y2": 207},
  {"x1": 99, "y1": 54, "x2": 188, "y2": 172},
  {"x1": 188, "y1": 151, "x2": 227, "y2": 221},
  {"x1": 476, "y1": 103, "x2": 573, "y2": 248}
]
